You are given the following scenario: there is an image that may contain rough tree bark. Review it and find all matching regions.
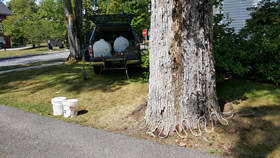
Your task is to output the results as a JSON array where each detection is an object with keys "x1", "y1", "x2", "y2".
[
  {"x1": 145, "y1": 0, "x2": 222, "y2": 137},
  {"x1": 63, "y1": 0, "x2": 83, "y2": 60}
]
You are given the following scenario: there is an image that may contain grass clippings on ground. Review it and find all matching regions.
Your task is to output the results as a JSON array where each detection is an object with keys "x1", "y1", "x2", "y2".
[{"x1": 0, "y1": 62, "x2": 279, "y2": 158}]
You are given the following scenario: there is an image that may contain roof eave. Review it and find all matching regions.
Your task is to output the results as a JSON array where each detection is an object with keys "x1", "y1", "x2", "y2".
[{"x1": 0, "y1": 13, "x2": 12, "y2": 16}]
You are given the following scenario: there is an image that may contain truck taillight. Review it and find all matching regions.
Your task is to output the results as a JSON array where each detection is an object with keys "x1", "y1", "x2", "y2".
[{"x1": 89, "y1": 45, "x2": 92, "y2": 56}]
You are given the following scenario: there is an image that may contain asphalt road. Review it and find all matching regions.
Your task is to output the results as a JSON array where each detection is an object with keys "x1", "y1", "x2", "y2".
[
  {"x1": 0, "y1": 105, "x2": 221, "y2": 158},
  {"x1": 0, "y1": 46, "x2": 32, "y2": 51},
  {"x1": 0, "y1": 62, "x2": 63, "y2": 74},
  {"x1": 0, "y1": 51, "x2": 69, "y2": 67}
]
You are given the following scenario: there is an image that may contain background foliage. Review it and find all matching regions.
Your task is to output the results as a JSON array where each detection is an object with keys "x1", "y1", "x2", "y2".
[
  {"x1": 2, "y1": 0, "x2": 278, "y2": 85},
  {"x1": 92, "y1": 0, "x2": 151, "y2": 35},
  {"x1": 214, "y1": 0, "x2": 280, "y2": 85},
  {"x1": 2, "y1": 0, "x2": 151, "y2": 47},
  {"x1": 2, "y1": 0, "x2": 65, "y2": 47},
  {"x1": 239, "y1": 0, "x2": 280, "y2": 84},
  {"x1": 141, "y1": 0, "x2": 280, "y2": 85},
  {"x1": 141, "y1": 49, "x2": 149, "y2": 82},
  {"x1": 213, "y1": 5, "x2": 251, "y2": 82}
]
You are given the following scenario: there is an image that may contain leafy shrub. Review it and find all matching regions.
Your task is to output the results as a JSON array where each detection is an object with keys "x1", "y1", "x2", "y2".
[
  {"x1": 141, "y1": 49, "x2": 149, "y2": 82},
  {"x1": 214, "y1": 0, "x2": 280, "y2": 85},
  {"x1": 239, "y1": 0, "x2": 280, "y2": 84},
  {"x1": 213, "y1": 13, "x2": 251, "y2": 82}
]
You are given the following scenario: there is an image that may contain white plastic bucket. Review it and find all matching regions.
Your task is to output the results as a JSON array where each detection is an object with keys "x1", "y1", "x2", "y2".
[
  {"x1": 63, "y1": 99, "x2": 78, "y2": 118},
  {"x1": 52, "y1": 97, "x2": 67, "y2": 116}
]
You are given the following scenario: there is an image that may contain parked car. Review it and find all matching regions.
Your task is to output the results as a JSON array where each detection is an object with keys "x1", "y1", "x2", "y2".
[{"x1": 88, "y1": 14, "x2": 141, "y2": 74}]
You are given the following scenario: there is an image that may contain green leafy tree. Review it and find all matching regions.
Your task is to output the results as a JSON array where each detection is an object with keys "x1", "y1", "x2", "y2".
[
  {"x1": 2, "y1": 15, "x2": 25, "y2": 42},
  {"x1": 92, "y1": 0, "x2": 151, "y2": 36},
  {"x1": 8, "y1": 0, "x2": 37, "y2": 17},
  {"x1": 83, "y1": 0, "x2": 96, "y2": 39},
  {"x1": 95, "y1": 0, "x2": 123, "y2": 14},
  {"x1": 141, "y1": 49, "x2": 149, "y2": 82},
  {"x1": 2, "y1": 0, "x2": 66, "y2": 47},
  {"x1": 123, "y1": 0, "x2": 151, "y2": 35},
  {"x1": 239, "y1": 0, "x2": 280, "y2": 84},
  {"x1": 24, "y1": 19, "x2": 52, "y2": 46},
  {"x1": 37, "y1": 0, "x2": 65, "y2": 41},
  {"x1": 104, "y1": 0, "x2": 123, "y2": 14},
  {"x1": 213, "y1": 11, "x2": 251, "y2": 82},
  {"x1": 2, "y1": 0, "x2": 38, "y2": 46}
]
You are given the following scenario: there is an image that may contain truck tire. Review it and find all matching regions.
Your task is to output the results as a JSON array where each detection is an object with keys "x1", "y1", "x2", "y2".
[{"x1": 94, "y1": 66, "x2": 101, "y2": 74}]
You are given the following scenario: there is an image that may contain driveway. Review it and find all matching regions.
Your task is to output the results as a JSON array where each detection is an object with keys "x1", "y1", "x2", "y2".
[
  {"x1": 0, "y1": 51, "x2": 69, "y2": 67},
  {"x1": 0, "y1": 105, "x2": 220, "y2": 158}
]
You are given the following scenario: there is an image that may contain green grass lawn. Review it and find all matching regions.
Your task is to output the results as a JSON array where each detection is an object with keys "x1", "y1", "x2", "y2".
[
  {"x1": 216, "y1": 80, "x2": 280, "y2": 158},
  {"x1": 0, "y1": 62, "x2": 279, "y2": 157},
  {"x1": 0, "y1": 45, "x2": 64, "y2": 58},
  {"x1": 0, "y1": 62, "x2": 149, "y2": 128}
]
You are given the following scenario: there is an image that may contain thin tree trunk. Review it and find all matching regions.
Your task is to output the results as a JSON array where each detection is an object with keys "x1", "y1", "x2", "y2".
[
  {"x1": 75, "y1": 0, "x2": 83, "y2": 48},
  {"x1": 145, "y1": 0, "x2": 221, "y2": 137},
  {"x1": 63, "y1": 0, "x2": 83, "y2": 60}
]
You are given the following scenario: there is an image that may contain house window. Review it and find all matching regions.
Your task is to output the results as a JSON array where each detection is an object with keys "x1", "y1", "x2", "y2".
[
  {"x1": 0, "y1": 36, "x2": 4, "y2": 44},
  {"x1": 0, "y1": 24, "x2": 3, "y2": 33}
]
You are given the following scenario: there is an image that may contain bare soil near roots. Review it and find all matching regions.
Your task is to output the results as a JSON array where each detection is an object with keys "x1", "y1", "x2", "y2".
[{"x1": 105, "y1": 100, "x2": 280, "y2": 158}]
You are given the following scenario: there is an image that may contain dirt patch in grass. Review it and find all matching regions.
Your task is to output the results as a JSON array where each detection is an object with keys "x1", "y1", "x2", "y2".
[{"x1": 0, "y1": 62, "x2": 279, "y2": 158}]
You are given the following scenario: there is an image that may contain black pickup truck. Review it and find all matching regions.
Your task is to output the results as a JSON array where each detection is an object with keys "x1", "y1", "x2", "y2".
[{"x1": 88, "y1": 14, "x2": 141, "y2": 74}]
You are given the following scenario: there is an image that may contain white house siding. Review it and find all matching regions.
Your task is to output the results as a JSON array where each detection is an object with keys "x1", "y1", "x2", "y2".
[{"x1": 223, "y1": 0, "x2": 262, "y2": 32}]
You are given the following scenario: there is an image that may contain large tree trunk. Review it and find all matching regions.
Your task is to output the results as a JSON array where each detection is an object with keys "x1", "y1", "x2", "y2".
[
  {"x1": 63, "y1": 0, "x2": 83, "y2": 60},
  {"x1": 145, "y1": 0, "x2": 221, "y2": 137}
]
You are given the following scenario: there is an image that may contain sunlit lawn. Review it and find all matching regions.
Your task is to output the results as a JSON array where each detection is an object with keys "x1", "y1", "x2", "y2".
[{"x1": 0, "y1": 62, "x2": 149, "y2": 128}]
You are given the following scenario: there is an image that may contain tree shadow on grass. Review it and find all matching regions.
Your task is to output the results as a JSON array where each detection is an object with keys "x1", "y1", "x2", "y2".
[
  {"x1": 215, "y1": 79, "x2": 280, "y2": 157},
  {"x1": 0, "y1": 62, "x2": 144, "y2": 95},
  {"x1": 229, "y1": 105, "x2": 280, "y2": 158},
  {"x1": 217, "y1": 79, "x2": 280, "y2": 103}
]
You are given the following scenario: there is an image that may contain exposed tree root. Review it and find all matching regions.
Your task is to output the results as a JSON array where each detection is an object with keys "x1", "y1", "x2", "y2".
[{"x1": 142, "y1": 107, "x2": 232, "y2": 139}]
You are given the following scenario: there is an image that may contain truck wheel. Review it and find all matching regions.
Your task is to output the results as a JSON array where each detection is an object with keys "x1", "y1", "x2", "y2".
[{"x1": 94, "y1": 66, "x2": 101, "y2": 74}]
